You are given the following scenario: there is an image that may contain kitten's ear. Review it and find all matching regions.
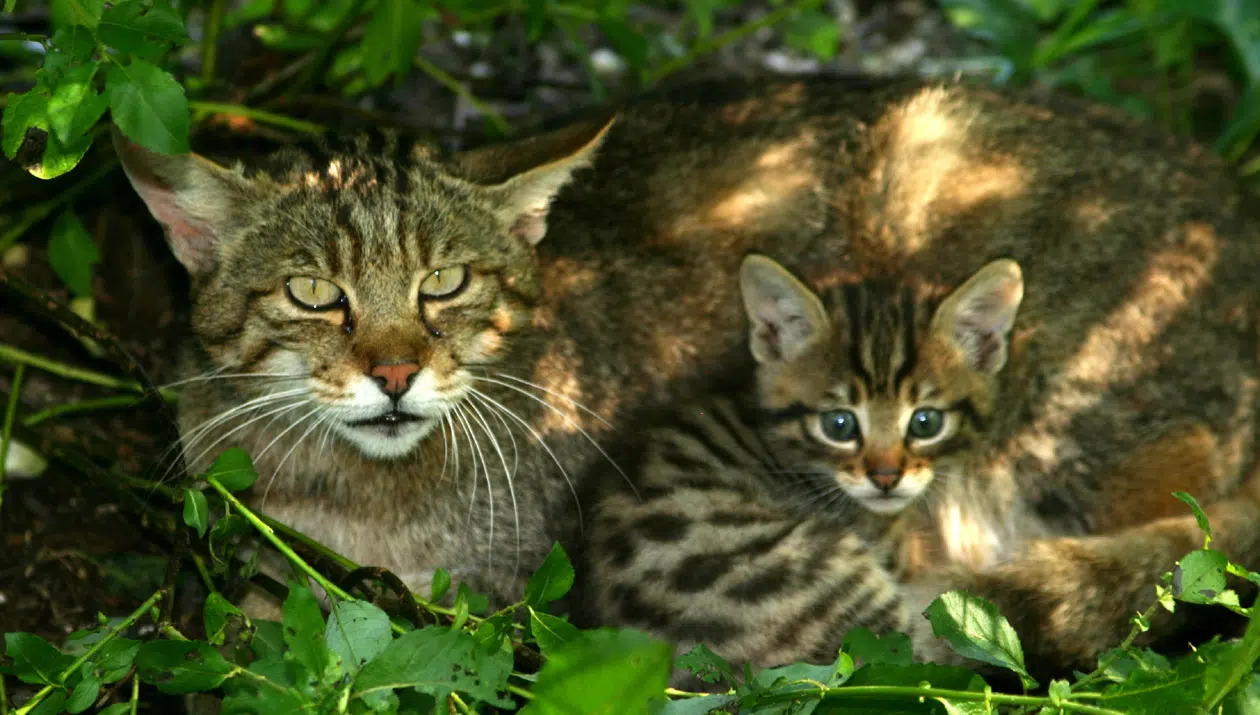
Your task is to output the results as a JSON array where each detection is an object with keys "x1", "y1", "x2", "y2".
[
  {"x1": 931, "y1": 259, "x2": 1024, "y2": 375},
  {"x1": 740, "y1": 255, "x2": 829, "y2": 363},
  {"x1": 112, "y1": 126, "x2": 252, "y2": 276},
  {"x1": 467, "y1": 115, "x2": 615, "y2": 245}
]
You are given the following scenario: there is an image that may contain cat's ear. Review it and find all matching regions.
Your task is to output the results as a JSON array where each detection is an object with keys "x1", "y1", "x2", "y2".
[
  {"x1": 465, "y1": 115, "x2": 615, "y2": 245},
  {"x1": 931, "y1": 259, "x2": 1024, "y2": 375},
  {"x1": 740, "y1": 255, "x2": 829, "y2": 364},
  {"x1": 112, "y1": 126, "x2": 253, "y2": 276}
]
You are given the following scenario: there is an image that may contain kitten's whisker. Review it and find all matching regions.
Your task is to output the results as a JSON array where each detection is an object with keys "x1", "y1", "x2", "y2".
[
  {"x1": 467, "y1": 393, "x2": 522, "y2": 575},
  {"x1": 470, "y1": 376, "x2": 633, "y2": 498},
  {"x1": 483, "y1": 372, "x2": 614, "y2": 429},
  {"x1": 468, "y1": 387, "x2": 583, "y2": 531}
]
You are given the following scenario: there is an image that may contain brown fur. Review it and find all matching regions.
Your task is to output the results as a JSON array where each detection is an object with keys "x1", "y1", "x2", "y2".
[{"x1": 114, "y1": 76, "x2": 1259, "y2": 674}]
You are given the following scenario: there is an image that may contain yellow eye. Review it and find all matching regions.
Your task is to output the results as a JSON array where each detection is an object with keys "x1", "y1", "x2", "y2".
[
  {"x1": 419, "y1": 265, "x2": 468, "y2": 299},
  {"x1": 286, "y1": 276, "x2": 345, "y2": 310}
]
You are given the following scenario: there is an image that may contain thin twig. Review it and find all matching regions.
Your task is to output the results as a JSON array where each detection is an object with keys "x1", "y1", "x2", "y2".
[
  {"x1": 189, "y1": 101, "x2": 325, "y2": 135},
  {"x1": 201, "y1": 0, "x2": 227, "y2": 87},
  {"x1": 0, "y1": 363, "x2": 24, "y2": 510},
  {"x1": 414, "y1": 55, "x2": 512, "y2": 136},
  {"x1": 12, "y1": 589, "x2": 166, "y2": 715},
  {"x1": 23, "y1": 394, "x2": 173, "y2": 427},
  {"x1": 0, "y1": 342, "x2": 145, "y2": 393}
]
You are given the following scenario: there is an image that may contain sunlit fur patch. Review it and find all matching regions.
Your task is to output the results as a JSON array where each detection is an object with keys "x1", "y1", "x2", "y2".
[{"x1": 752, "y1": 277, "x2": 995, "y2": 516}]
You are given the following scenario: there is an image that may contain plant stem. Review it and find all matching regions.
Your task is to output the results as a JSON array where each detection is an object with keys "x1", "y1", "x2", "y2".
[
  {"x1": 188, "y1": 101, "x2": 325, "y2": 135},
  {"x1": 23, "y1": 394, "x2": 170, "y2": 427},
  {"x1": 644, "y1": 0, "x2": 824, "y2": 86},
  {"x1": 201, "y1": 0, "x2": 227, "y2": 87},
  {"x1": 0, "y1": 672, "x2": 8, "y2": 715},
  {"x1": 1073, "y1": 599, "x2": 1162, "y2": 691},
  {"x1": 413, "y1": 55, "x2": 511, "y2": 136},
  {"x1": 507, "y1": 683, "x2": 534, "y2": 701},
  {"x1": 0, "y1": 363, "x2": 24, "y2": 510},
  {"x1": 449, "y1": 692, "x2": 473, "y2": 714},
  {"x1": 13, "y1": 589, "x2": 166, "y2": 715},
  {"x1": 0, "y1": 160, "x2": 117, "y2": 254},
  {"x1": 0, "y1": 342, "x2": 145, "y2": 393},
  {"x1": 1203, "y1": 599, "x2": 1260, "y2": 710},
  {"x1": 129, "y1": 675, "x2": 139, "y2": 715},
  {"x1": 754, "y1": 684, "x2": 1125, "y2": 715}
]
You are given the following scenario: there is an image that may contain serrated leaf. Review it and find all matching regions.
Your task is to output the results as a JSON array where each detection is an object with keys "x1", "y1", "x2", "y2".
[
  {"x1": 925, "y1": 591, "x2": 1036, "y2": 688},
  {"x1": 47, "y1": 62, "x2": 109, "y2": 144},
  {"x1": 474, "y1": 613, "x2": 515, "y2": 651},
  {"x1": 206, "y1": 448, "x2": 258, "y2": 491},
  {"x1": 326, "y1": 600, "x2": 392, "y2": 675},
  {"x1": 203, "y1": 592, "x2": 245, "y2": 646},
  {"x1": 1173, "y1": 549, "x2": 1229, "y2": 604},
  {"x1": 98, "y1": 1, "x2": 188, "y2": 59},
  {"x1": 3, "y1": 633, "x2": 74, "y2": 685},
  {"x1": 782, "y1": 10, "x2": 840, "y2": 61},
  {"x1": 3, "y1": 87, "x2": 50, "y2": 160},
  {"x1": 843, "y1": 628, "x2": 913, "y2": 666},
  {"x1": 282, "y1": 582, "x2": 330, "y2": 680},
  {"x1": 65, "y1": 673, "x2": 100, "y2": 713},
  {"x1": 429, "y1": 568, "x2": 451, "y2": 602},
  {"x1": 182, "y1": 488, "x2": 209, "y2": 537},
  {"x1": 134, "y1": 640, "x2": 234, "y2": 694},
  {"x1": 675, "y1": 643, "x2": 735, "y2": 686},
  {"x1": 47, "y1": 210, "x2": 99, "y2": 297},
  {"x1": 522, "y1": 628, "x2": 671, "y2": 715},
  {"x1": 51, "y1": 0, "x2": 105, "y2": 29},
  {"x1": 251, "y1": 620, "x2": 286, "y2": 661},
  {"x1": 361, "y1": 0, "x2": 422, "y2": 85},
  {"x1": 529, "y1": 608, "x2": 580, "y2": 659},
  {"x1": 524, "y1": 542, "x2": 575, "y2": 607},
  {"x1": 352, "y1": 626, "x2": 513, "y2": 707},
  {"x1": 107, "y1": 58, "x2": 189, "y2": 154},
  {"x1": 1174, "y1": 491, "x2": 1213, "y2": 542}
]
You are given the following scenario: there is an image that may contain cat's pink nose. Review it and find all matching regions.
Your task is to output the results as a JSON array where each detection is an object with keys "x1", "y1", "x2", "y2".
[
  {"x1": 370, "y1": 362, "x2": 420, "y2": 397},
  {"x1": 868, "y1": 468, "x2": 902, "y2": 492}
]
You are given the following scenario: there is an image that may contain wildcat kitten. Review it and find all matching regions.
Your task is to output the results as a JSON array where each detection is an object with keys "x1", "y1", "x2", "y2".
[
  {"x1": 580, "y1": 253, "x2": 1022, "y2": 674},
  {"x1": 114, "y1": 75, "x2": 1259, "y2": 673}
]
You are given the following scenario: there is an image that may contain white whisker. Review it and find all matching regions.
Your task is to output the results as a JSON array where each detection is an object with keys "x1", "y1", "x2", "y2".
[
  {"x1": 485, "y1": 371, "x2": 613, "y2": 429},
  {"x1": 261, "y1": 407, "x2": 332, "y2": 507},
  {"x1": 452, "y1": 405, "x2": 493, "y2": 572},
  {"x1": 466, "y1": 395, "x2": 521, "y2": 575}
]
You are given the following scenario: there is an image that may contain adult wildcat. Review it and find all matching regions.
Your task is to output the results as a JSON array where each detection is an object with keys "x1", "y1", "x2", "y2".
[{"x1": 115, "y1": 75, "x2": 1259, "y2": 673}]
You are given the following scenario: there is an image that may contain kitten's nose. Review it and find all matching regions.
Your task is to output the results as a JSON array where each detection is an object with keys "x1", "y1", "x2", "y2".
[
  {"x1": 867, "y1": 468, "x2": 902, "y2": 492},
  {"x1": 370, "y1": 361, "x2": 420, "y2": 398}
]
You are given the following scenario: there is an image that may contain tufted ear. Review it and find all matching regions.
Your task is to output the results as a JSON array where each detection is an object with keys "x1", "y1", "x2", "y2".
[
  {"x1": 112, "y1": 126, "x2": 255, "y2": 276},
  {"x1": 739, "y1": 254, "x2": 830, "y2": 364},
  {"x1": 462, "y1": 115, "x2": 615, "y2": 245},
  {"x1": 930, "y1": 259, "x2": 1024, "y2": 375}
]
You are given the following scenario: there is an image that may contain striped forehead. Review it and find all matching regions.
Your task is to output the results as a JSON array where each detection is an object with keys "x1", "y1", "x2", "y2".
[{"x1": 839, "y1": 281, "x2": 924, "y2": 397}]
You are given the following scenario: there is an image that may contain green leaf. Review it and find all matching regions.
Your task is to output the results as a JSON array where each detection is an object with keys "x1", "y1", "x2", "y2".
[
  {"x1": 429, "y1": 568, "x2": 451, "y2": 602},
  {"x1": 3, "y1": 633, "x2": 74, "y2": 686},
  {"x1": 1048, "y1": 678, "x2": 1071, "y2": 706},
  {"x1": 675, "y1": 643, "x2": 736, "y2": 686},
  {"x1": 51, "y1": 0, "x2": 105, "y2": 29},
  {"x1": 525, "y1": 0, "x2": 548, "y2": 41},
  {"x1": 98, "y1": 1, "x2": 188, "y2": 59},
  {"x1": 1223, "y1": 672, "x2": 1260, "y2": 715},
  {"x1": 91, "y1": 638, "x2": 141, "y2": 683},
  {"x1": 47, "y1": 210, "x2": 100, "y2": 298},
  {"x1": 44, "y1": 25, "x2": 98, "y2": 82},
  {"x1": 106, "y1": 58, "x2": 189, "y2": 155},
  {"x1": 598, "y1": 16, "x2": 649, "y2": 70},
  {"x1": 360, "y1": 0, "x2": 422, "y2": 85},
  {"x1": 1173, "y1": 549, "x2": 1229, "y2": 604},
  {"x1": 2, "y1": 87, "x2": 50, "y2": 160},
  {"x1": 843, "y1": 628, "x2": 913, "y2": 666},
  {"x1": 352, "y1": 626, "x2": 513, "y2": 707},
  {"x1": 46, "y1": 62, "x2": 110, "y2": 144},
  {"x1": 134, "y1": 640, "x2": 234, "y2": 694},
  {"x1": 474, "y1": 613, "x2": 515, "y2": 651},
  {"x1": 209, "y1": 513, "x2": 251, "y2": 563},
  {"x1": 523, "y1": 628, "x2": 671, "y2": 715},
  {"x1": 206, "y1": 448, "x2": 258, "y2": 491},
  {"x1": 524, "y1": 542, "x2": 575, "y2": 607},
  {"x1": 30, "y1": 130, "x2": 95, "y2": 180},
  {"x1": 99, "y1": 704, "x2": 131, "y2": 715},
  {"x1": 326, "y1": 600, "x2": 392, "y2": 675},
  {"x1": 1174, "y1": 491, "x2": 1213, "y2": 542},
  {"x1": 782, "y1": 10, "x2": 840, "y2": 61},
  {"x1": 1099, "y1": 650, "x2": 1207, "y2": 713},
  {"x1": 529, "y1": 608, "x2": 580, "y2": 659},
  {"x1": 26, "y1": 690, "x2": 67, "y2": 715},
  {"x1": 661, "y1": 695, "x2": 738, "y2": 714},
  {"x1": 65, "y1": 673, "x2": 101, "y2": 713},
  {"x1": 182, "y1": 488, "x2": 209, "y2": 538},
  {"x1": 221, "y1": 656, "x2": 313, "y2": 714},
  {"x1": 251, "y1": 620, "x2": 287, "y2": 661},
  {"x1": 282, "y1": 582, "x2": 330, "y2": 680},
  {"x1": 204, "y1": 592, "x2": 245, "y2": 647},
  {"x1": 925, "y1": 590, "x2": 1036, "y2": 688}
]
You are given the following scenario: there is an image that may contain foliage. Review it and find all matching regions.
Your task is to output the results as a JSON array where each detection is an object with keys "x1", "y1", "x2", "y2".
[{"x1": 4, "y1": 449, "x2": 1260, "y2": 713}]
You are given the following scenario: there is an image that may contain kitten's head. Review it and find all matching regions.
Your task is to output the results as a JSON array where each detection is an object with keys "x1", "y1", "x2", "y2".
[
  {"x1": 739, "y1": 254, "x2": 1023, "y2": 514},
  {"x1": 114, "y1": 121, "x2": 612, "y2": 460}
]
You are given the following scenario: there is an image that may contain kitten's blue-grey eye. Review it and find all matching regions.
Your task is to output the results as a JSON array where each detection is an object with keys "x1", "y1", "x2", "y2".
[
  {"x1": 908, "y1": 408, "x2": 945, "y2": 439},
  {"x1": 820, "y1": 410, "x2": 859, "y2": 442}
]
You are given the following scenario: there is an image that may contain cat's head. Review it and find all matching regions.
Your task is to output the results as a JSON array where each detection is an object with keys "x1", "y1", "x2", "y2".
[
  {"x1": 114, "y1": 121, "x2": 612, "y2": 460},
  {"x1": 739, "y1": 254, "x2": 1023, "y2": 514}
]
